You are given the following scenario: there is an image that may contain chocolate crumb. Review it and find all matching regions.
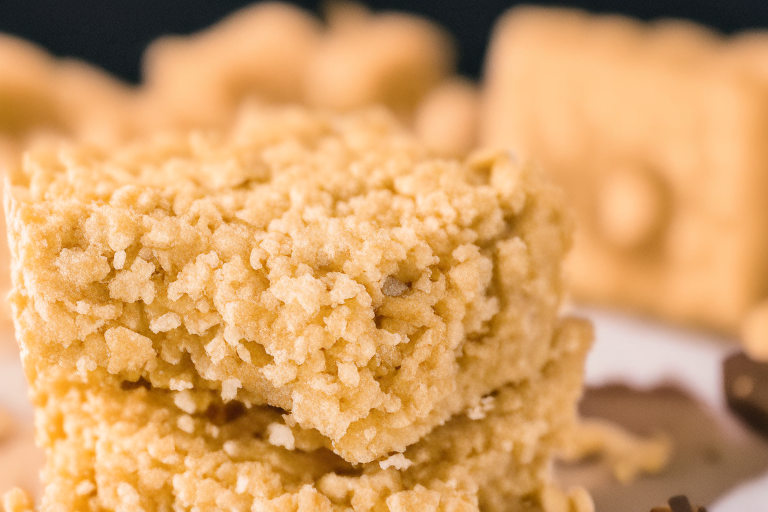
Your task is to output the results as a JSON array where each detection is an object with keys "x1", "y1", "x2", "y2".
[
  {"x1": 723, "y1": 352, "x2": 768, "y2": 438},
  {"x1": 669, "y1": 495, "x2": 693, "y2": 512},
  {"x1": 650, "y1": 495, "x2": 707, "y2": 512}
]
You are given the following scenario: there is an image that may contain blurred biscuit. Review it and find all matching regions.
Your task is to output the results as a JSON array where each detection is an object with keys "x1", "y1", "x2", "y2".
[
  {"x1": 142, "y1": 2, "x2": 322, "y2": 129},
  {"x1": 560, "y1": 418, "x2": 671, "y2": 484},
  {"x1": 483, "y1": 6, "x2": 768, "y2": 332},
  {"x1": 53, "y1": 59, "x2": 140, "y2": 145},
  {"x1": 0, "y1": 35, "x2": 62, "y2": 138},
  {"x1": 0, "y1": 407, "x2": 12, "y2": 442},
  {"x1": 414, "y1": 77, "x2": 480, "y2": 158},
  {"x1": 304, "y1": 3, "x2": 455, "y2": 119},
  {"x1": 741, "y1": 300, "x2": 768, "y2": 361},
  {"x1": 0, "y1": 35, "x2": 138, "y2": 145}
]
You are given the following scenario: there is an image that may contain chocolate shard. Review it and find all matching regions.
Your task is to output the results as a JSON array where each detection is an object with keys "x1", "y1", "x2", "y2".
[
  {"x1": 650, "y1": 495, "x2": 707, "y2": 512},
  {"x1": 668, "y1": 495, "x2": 693, "y2": 512},
  {"x1": 723, "y1": 352, "x2": 768, "y2": 438}
]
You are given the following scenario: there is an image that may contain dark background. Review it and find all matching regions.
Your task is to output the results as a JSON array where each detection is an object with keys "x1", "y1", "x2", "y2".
[{"x1": 1, "y1": 1, "x2": 767, "y2": 84}]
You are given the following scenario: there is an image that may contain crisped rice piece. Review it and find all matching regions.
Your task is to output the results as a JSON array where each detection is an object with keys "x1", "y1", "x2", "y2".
[
  {"x1": 14, "y1": 319, "x2": 592, "y2": 512},
  {"x1": 7, "y1": 106, "x2": 571, "y2": 464}
]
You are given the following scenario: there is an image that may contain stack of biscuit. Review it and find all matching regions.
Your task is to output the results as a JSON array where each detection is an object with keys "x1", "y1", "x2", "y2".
[
  {"x1": 0, "y1": 3, "x2": 597, "y2": 512},
  {"x1": 3, "y1": 106, "x2": 593, "y2": 511}
]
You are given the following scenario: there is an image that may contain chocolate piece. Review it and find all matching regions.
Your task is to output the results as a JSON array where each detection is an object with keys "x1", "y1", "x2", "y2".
[
  {"x1": 724, "y1": 352, "x2": 768, "y2": 438},
  {"x1": 669, "y1": 495, "x2": 694, "y2": 512},
  {"x1": 650, "y1": 495, "x2": 708, "y2": 512}
]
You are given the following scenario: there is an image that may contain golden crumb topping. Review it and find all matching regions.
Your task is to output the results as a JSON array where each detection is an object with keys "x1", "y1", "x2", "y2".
[{"x1": 8, "y1": 106, "x2": 570, "y2": 463}]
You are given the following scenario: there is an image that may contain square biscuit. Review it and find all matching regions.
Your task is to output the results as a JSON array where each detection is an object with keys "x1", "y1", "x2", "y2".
[
  {"x1": 141, "y1": 3, "x2": 322, "y2": 129},
  {"x1": 483, "y1": 7, "x2": 768, "y2": 332}
]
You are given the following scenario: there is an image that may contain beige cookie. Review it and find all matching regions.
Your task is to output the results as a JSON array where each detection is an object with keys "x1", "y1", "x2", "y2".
[
  {"x1": 483, "y1": 6, "x2": 768, "y2": 333},
  {"x1": 142, "y1": 2, "x2": 322, "y2": 129},
  {"x1": 304, "y1": 3, "x2": 455, "y2": 119},
  {"x1": 413, "y1": 77, "x2": 480, "y2": 158}
]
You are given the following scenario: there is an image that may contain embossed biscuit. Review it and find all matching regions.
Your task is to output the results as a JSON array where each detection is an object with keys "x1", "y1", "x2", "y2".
[
  {"x1": 304, "y1": 4, "x2": 455, "y2": 119},
  {"x1": 483, "y1": 7, "x2": 768, "y2": 332},
  {"x1": 141, "y1": 2, "x2": 322, "y2": 129}
]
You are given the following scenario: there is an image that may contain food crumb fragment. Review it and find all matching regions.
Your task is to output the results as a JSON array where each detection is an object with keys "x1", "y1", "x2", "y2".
[
  {"x1": 221, "y1": 378, "x2": 242, "y2": 401},
  {"x1": 236, "y1": 475, "x2": 249, "y2": 494},
  {"x1": 177, "y1": 415, "x2": 195, "y2": 434},
  {"x1": 1, "y1": 488, "x2": 34, "y2": 512},
  {"x1": 379, "y1": 453, "x2": 413, "y2": 471},
  {"x1": 112, "y1": 250, "x2": 126, "y2": 270},
  {"x1": 76, "y1": 356, "x2": 97, "y2": 376},
  {"x1": 75, "y1": 480, "x2": 96, "y2": 496},
  {"x1": 466, "y1": 396, "x2": 495, "y2": 420},
  {"x1": 173, "y1": 391, "x2": 197, "y2": 415},
  {"x1": 149, "y1": 312, "x2": 182, "y2": 333},
  {"x1": 267, "y1": 422, "x2": 296, "y2": 450},
  {"x1": 382, "y1": 276, "x2": 409, "y2": 297},
  {"x1": 168, "y1": 378, "x2": 193, "y2": 391},
  {"x1": 104, "y1": 326, "x2": 155, "y2": 374}
]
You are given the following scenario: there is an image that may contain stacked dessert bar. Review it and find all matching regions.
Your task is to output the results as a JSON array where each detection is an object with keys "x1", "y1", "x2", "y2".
[{"x1": 4, "y1": 106, "x2": 592, "y2": 511}]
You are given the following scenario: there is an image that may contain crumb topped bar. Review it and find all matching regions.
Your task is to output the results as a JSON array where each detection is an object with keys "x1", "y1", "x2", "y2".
[{"x1": 5, "y1": 106, "x2": 589, "y2": 511}]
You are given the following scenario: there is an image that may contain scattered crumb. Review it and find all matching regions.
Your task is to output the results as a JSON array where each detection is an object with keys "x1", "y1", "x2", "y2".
[
  {"x1": 221, "y1": 378, "x2": 241, "y2": 402},
  {"x1": 466, "y1": 395, "x2": 496, "y2": 420},
  {"x1": 560, "y1": 418, "x2": 672, "y2": 483},
  {"x1": 266, "y1": 423, "x2": 296, "y2": 450},
  {"x1": 379, "y1": 453, "x2": 413, "y2": 471},
  {"x1": 1, "y1": 488, "x2": 34, "y2": 512},
  {"x1": 177, "y1": 415, "x2": 195, "y2": 434}
]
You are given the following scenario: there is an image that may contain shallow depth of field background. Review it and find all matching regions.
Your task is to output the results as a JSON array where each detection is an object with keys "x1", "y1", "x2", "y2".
[{"x1": 2, "y1": 0, "x2": 768, "y2": 84}]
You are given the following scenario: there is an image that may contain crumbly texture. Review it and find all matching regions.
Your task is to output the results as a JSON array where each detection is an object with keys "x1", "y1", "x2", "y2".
[
  {"x1": 12, "y1": 318, "x2": 592, "y2": 512},
  {"x1": 8, "y1": 106, "x2": 572, "y2": 465},
  {"x1": 141, "y1": 2, "x2": 322, "y2": 130},
  {"x1": 482, "y1": 6, "x2": 768, "y2": 333}
]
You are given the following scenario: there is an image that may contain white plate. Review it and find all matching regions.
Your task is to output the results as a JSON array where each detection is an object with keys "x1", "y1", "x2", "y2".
[{"x1": 576, "y1": 307, "x2": 768, "y2": 511}]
